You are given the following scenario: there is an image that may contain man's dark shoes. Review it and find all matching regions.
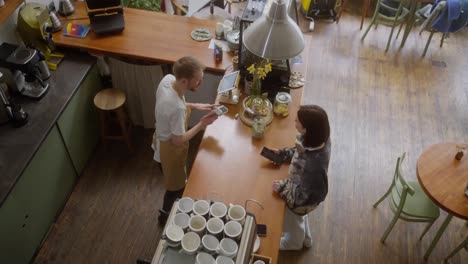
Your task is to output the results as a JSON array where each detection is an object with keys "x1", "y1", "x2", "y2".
[{"x1": 158, "y1": 209, "x2": 169, "y2": 226}]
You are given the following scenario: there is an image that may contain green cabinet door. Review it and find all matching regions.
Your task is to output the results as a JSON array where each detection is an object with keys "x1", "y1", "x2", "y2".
[
  {"x1": 0, "y1": 125, "x2": 77, "y2": 263},
  {"x1": 57, "y1": 64, "x2": 101, "y2": 175}
]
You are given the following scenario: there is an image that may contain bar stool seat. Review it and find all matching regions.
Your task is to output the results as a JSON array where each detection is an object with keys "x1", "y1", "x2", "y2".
[{"x1": 94, "y1": 88, "x2": 132, "y2": 151}]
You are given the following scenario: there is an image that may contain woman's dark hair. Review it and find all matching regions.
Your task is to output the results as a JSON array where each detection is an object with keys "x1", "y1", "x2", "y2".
[{"x1": 297, "y1": 105, "x2": 330, "y2": 148}]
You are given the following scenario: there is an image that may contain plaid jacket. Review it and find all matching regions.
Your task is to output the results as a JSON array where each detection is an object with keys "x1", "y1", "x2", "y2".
[{"x1": 277, "y1": 139, "x2": 331, "y2": 215}]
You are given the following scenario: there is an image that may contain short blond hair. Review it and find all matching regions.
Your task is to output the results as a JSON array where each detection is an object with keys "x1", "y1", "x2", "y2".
[{"x1": 173, "y1": 56, "x2": 205, "y2": 80}]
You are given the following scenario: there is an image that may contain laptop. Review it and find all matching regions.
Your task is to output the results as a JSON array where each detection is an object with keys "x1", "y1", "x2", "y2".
[{"x1": 86, "y1": 0, "x2": 125, "y2": 35}]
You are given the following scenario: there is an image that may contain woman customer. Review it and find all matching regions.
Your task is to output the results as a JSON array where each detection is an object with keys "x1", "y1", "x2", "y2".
[{"x1": 271, "y1": 105, "x2": 331, "y2": 250}]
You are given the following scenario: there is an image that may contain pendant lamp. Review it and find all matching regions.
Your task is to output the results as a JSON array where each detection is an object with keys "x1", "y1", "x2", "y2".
[{"x1": 242, "y1": 0, "x2": 305, "y2": 60}]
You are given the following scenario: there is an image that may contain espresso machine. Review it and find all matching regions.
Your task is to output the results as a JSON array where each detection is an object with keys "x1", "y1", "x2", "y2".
[
  {"x1": 0, "y1": 42, "x2": 50, "y2": 99},
  {"x1": 0, "y1": 73, "x2": 28, "y2": 127}
]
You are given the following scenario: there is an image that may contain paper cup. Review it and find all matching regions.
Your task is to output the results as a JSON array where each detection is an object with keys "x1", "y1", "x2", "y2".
[
  {"x1": 207, "y1": 217, "x2": 224, "y2": 237},
  {"x1": 189, "y1": 215, "x2": 207, "y2": 234},
  {"x1": 193, "y1": 200, "x2": 210, "y2": 217},
  {"x1": 181, "y1": 232, "x2": 201, "y2": 255},
  {"x1": 196, "y1": 252, "x2": 215, "y2": 264},
  {"x1": 218, "y1": 238, "x2": 238, "y2": 258},
  {"x1": 216, "y1": 255, "x2": 235, "y2": 264},
  {"x1": 202, "y1": 234, "x2": 219, "y2": 253},
  {"x1": 224, "y1": 221, "x2": 243, "y2": 240},
  {"x1": 210, "y1": 202, "x2": 227, "y2": 219},
  {"x1": 178, "y1": 197, "x2": 194, "y2": 213},
  {"x1": 165, "y1": 224, "x2": 184, "y2": 247},
  {"x1": 227, "y1": 205, "x2": 246, "y2": 225},
  {"x1": 173, "y1": 213, "x2": 190, "y2": 230}
]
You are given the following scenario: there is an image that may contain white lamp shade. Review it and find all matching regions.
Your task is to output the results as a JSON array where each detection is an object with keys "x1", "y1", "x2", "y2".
[{"x1": 243, "y1": 0, "x2": 304, "y2": 60}]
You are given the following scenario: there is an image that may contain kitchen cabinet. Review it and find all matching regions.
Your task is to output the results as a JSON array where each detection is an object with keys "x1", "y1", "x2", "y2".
[
  {"x1": 0, "y1": 125, "x2": 77, "y2": 263},
  {"x1": 57, "y1": 64, "x2": 101, "y2": 175}
]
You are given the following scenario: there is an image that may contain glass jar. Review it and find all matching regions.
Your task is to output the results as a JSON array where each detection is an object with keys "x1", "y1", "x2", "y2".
[
  {"x1": 273, "y1": 92, "x2": 292, "y2": 117},
  {"x1": 252, "y1": 117, "x2": 266, "y2": 138}
]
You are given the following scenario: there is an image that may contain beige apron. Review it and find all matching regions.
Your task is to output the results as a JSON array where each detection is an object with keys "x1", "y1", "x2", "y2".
[{"x1": 159, "y1": 106, "x2": 191, "y2": 191}]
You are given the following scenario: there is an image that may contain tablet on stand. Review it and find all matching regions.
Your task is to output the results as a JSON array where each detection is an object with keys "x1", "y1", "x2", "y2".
[{"x1": 217, "y1": 71, "x2": 240, "y2": 105}]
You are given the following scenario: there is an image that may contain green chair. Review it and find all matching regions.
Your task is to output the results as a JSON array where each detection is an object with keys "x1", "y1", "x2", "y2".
[
  {"x1": 373, "y1": 152, "x2": 440, "y2": 243},
  {"x1": 361, "y1": 0, "x2": 410, "y2": 52},
  {"x1": 418, "y1": 1, "x2": 447, "y2": 57},
  {"x1": 444, "y1": 235, "x2": 468, "y2": 262}
]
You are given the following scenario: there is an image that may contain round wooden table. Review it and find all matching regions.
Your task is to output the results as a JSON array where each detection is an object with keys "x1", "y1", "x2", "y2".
[{"x1": 416, "y1": 142, "x2": 468, "y2": 259}]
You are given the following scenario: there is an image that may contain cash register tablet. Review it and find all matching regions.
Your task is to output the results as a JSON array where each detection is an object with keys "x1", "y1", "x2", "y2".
[{"x1": 217, "y1": 71, "x2": 240, "y2": 94}]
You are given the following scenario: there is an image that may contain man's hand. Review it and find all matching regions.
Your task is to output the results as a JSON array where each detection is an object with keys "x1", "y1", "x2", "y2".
[
  {"x1": 200, "y1": 112, "x2": 218, "y2": 128},
  {"x1": 190, "y1": 103, "x2": 219, "y2": 111}
]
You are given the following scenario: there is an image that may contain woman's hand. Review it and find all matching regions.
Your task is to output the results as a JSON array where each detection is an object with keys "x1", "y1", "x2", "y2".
[{"x1": 272, "y1": 180, "x2": 281, "y2": 193}]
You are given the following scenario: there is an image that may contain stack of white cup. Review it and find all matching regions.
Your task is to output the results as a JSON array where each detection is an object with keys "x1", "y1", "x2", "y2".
[{"x1": 165, "y1": 197, "x2": 248, "y2": 261}]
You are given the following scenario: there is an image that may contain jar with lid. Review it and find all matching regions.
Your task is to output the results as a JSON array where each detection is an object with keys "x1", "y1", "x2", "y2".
[
  {"x1": 252, "y1": 117, "x2": 266, "y2": 139},
  {"x1": 273, "y1": 92, "x2": 292, "y2": 117}
]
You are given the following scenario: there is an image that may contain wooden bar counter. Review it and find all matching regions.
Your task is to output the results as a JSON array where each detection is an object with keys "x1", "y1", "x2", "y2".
[
  {"x1": 52, "y1": 2, "x2": 232, "y2": 73},
  {"x1": 184, "y1": 37, "x2": 310, "y2": 264}
]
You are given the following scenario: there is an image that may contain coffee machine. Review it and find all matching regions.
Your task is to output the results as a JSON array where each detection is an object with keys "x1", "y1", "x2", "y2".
[
  {"x1": 0, "y1": 43, "x2": 50, "y2": 99},
  {"x1": 17, "y1": 3, "x2": 64, "y2": 70},
  {"x1": 0, "y1": 73, "x2": 28, "y2": 127}
]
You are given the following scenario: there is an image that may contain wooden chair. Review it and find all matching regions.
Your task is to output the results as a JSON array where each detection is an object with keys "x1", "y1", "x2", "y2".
[
  {"x1": 444, "y1": 235, "x2": 468, "y2": 261},
  {"x1": 373, "y1": 152, "x2": 440, "y2": 243},
  {"x1": 361, "y1": 0, "x2": 410, "y2": 52},
  {"x1": 94, "y1": 88, "x2": 133, "y2": 152},
  {"x1": 171, "y1": 0, "x2": 232, "y2": 19},
  {"x1": 419, "y1": 1, "x2": 447, "y2": 57}
]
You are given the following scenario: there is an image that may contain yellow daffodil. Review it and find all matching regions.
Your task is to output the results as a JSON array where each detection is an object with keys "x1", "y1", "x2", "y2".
[
  {"x1": 256, "y1": 67, "x2": 265, "y2": 76},
  {"x1": 264, "y1": 63, "x2": 272, "y2": 73},
  {"x1": 247, "y1": 64, "x2": 255, "y2": 74}
]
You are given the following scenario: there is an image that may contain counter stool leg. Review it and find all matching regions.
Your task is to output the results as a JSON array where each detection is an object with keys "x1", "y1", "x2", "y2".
[
  {"x1": 116, "y1": 107, "x2": 132, "y2": 152},
  {"x1": 99, "y1": 110, "x2": 107, "y2": 142},
  {"x1": 424, "y1": 214, "x2": 453, "y2": 260}
]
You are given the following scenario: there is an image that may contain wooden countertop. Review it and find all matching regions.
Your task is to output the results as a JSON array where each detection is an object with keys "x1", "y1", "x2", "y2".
[
  {"x1": 0, "y1": 0, "x2": 24, "y2": 26},
  {"x1": 184, "y1": 36, "x2": 311, "y2": 264},
  {"x1": 52, "y1": 2, "x2": 232, "y2": 73}
]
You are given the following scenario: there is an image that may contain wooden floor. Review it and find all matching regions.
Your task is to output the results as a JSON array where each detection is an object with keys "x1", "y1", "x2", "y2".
[{"x1": 35, "y1": 11, "x2": 468, "y2": 264}]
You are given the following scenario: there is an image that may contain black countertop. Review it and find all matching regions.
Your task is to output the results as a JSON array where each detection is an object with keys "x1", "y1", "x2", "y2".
[{"x1": 0, "y1": 53, "x2": 96, "y2": 206}]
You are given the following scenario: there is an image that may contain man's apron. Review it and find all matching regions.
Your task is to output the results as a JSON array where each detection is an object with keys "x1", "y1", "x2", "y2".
[{"x1": 159, "y1": 106, "x2": 191, "y2": 191}]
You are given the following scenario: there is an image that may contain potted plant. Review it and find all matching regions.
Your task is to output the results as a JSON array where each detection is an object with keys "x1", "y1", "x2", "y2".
[
  {"x1": 122, "y1": 0, "x2": 162, "y2": 12},
  {"x1": 240, "y1": 60, "x2": 273, "y2": 127}
]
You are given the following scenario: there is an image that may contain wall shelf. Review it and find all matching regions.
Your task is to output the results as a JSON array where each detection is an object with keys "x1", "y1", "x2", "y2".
[{"x1": 0, "y1": 0, "x2": 24, "y2": 26}]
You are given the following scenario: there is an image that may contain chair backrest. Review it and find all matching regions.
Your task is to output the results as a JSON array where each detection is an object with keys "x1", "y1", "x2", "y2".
[
  {"x1": 390, "y1": 152, "x2": 415, "y2": 210},
  {"x1": 378, "y1": 0, "x2": 405, "y2": 17},
  {"x1": 420, "y1": 1, "x2": 447, "y2": 32}
]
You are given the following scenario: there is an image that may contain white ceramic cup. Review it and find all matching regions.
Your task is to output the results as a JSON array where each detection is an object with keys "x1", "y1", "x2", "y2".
[
  {"x1": 181, "y1": 232, "x2": 201, "y2": 255},
  {"x1": 227, "y1": 204, "x2": 246, "y2": 225},
  {"x1": 217, "y1": 238, "x2": 238, "y2": 258},
  {"x1": 173, "y1": 213, "x2": 190, "y2": 230},
  {"x1": 216, "y1": 255, "x2": 235, "y2": 264},
  {"x1": 196, "y1": 252, "x2": 215, "y2": 264},
  {"x1": 207, "y1": 217, "x2": 224, "y2": 237},
  {"x1": 202, "y1": 234, "x2": 219, "y2": 253},
  {"x1": 178, "y1": 197, "x2": 194, "y2": 213},
  {"x1": 189, "y1": 215, "x2": 207, "y2": 234},
  {"x1": 224, "y1": 221, "x2": 243, "y2": 240},
  {"x1": 193, "y1": 200, "x2": 210, "y2": 217},
  {"x1": 210, "y1": 202, "x2": 228, "y2": 219},
  {"x1": 253, "y1": 261, "x2": 266, "y2": 264},
  {"x1": 165, "y1": 224, "x2": 184, "y2": 247}
]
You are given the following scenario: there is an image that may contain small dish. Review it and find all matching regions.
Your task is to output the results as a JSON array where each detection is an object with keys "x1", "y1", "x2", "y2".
[
  {"x1": 253, "y1": 235, "x2": 260, "y2": 253},
  {"x1": 191, "y1": 28, "x2": 212, "y2": 42}
]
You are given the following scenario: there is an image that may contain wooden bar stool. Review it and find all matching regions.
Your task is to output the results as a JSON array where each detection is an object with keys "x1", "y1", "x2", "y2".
[{"x1": 93, "y1": 88, "x2": 132, "y2": 151}]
